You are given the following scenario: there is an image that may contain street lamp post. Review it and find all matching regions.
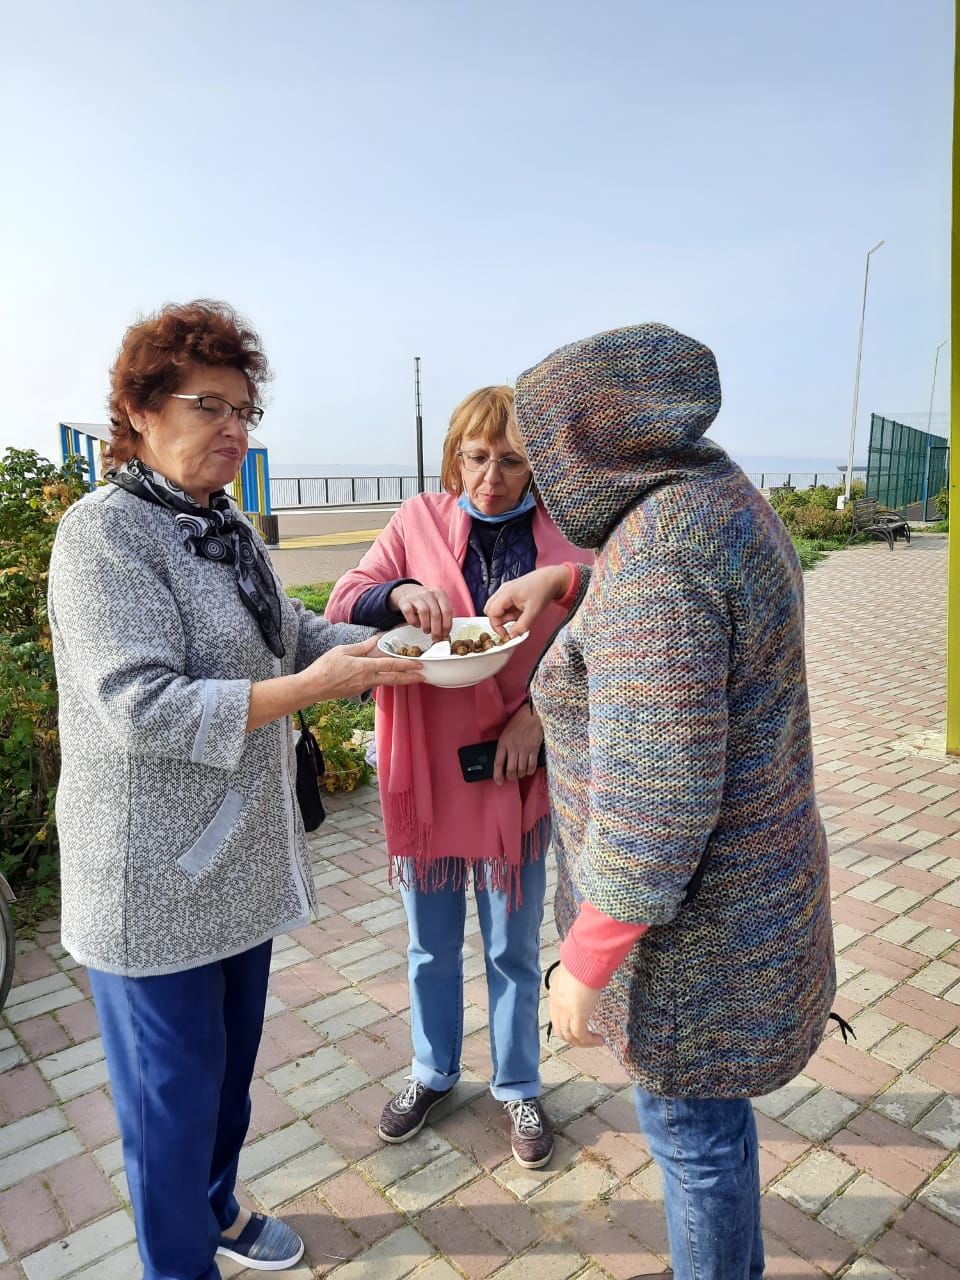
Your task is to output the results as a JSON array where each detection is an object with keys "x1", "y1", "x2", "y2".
[
  {"x1": 926, "y1": 339, "x2": 948, "y2": 435},
  {"x1": 843, "y1": 239, "x2": 885, "y2": 503}
]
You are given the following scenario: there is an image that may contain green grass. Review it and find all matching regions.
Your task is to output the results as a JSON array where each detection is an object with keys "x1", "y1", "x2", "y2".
[
  {"x1": 288, "y1": 582, "x2": 334, "y2": 614},
  {"x1": 790, "y1": 537, "x2": 847, "y2": 571}
]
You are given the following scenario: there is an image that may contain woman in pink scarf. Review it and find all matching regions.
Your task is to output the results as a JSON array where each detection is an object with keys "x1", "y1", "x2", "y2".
[{"x1": 325, "y1": 386, "x2": 588, "y2": 1168}]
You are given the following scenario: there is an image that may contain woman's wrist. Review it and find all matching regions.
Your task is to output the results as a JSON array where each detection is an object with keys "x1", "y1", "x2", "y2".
[{"x1": 555, "y1": 563, "x2": 580, "y2": 610}]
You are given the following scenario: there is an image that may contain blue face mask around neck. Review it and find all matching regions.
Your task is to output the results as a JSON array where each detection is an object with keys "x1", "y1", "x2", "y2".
[{"x1": 457, "y1": 487, "x2": 537, "y2": 525}]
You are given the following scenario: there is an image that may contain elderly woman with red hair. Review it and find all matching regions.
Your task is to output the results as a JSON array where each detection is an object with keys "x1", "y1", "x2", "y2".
[{"x1": 48, "y1": 300, "x2": 422, "y2": 1280}]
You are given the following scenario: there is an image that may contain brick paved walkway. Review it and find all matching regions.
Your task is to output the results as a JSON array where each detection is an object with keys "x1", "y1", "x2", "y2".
[{"x1": 1, "y1": 534, "x2": 958, "y2": 1280}]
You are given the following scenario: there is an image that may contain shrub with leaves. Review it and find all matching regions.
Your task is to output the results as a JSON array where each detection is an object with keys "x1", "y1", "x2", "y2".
[
  {"x1": 285, "y1": 582, "x2": 375, "y2": 789},
  {"x1": 0, "y1": 449, "x2": 87, "y2": 915},
  {"x1": 770, "y1": 482, "x2": 857, "y2": 540}
]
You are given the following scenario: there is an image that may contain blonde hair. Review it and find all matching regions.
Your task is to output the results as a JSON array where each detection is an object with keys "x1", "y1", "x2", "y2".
[{"x1": 439, "y1": 386, "x2": 527, "y2": 495}]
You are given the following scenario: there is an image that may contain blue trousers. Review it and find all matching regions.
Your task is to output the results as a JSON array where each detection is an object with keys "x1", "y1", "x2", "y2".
[
  {"x1": 401, "y1": 854, "x2": 546, "y2": 1101},
  {"x1": 89, "y1": 942, "x2": 272, "y2": 1280},
  {"x1": 634, "y1": 1088, "x2": 765, "y2": 1280}
]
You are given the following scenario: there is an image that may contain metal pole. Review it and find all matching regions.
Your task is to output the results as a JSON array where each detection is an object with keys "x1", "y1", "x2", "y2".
[
  {"x1": 414, "y1": 356, "x2": 425, "y2": 495},
  {"x1": 947, "y1": 0, "x2": 960, "y2": 752},
  {"x1": 845, "y1": 239, "x2": 885, "y2": 502},
  {"x1": 927, "y1": 339, "x2": 948, "y2": 435}
]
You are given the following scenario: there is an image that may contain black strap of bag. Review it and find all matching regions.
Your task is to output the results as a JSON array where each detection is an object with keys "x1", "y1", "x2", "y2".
[{"x1": 295, "y1": 712, "x2": 326, "y2": 832}]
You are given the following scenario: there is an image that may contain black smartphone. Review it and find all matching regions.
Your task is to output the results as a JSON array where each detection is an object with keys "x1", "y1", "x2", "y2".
[{"x1": 458, "y1": 738, "x2": 547, "y2": 783}]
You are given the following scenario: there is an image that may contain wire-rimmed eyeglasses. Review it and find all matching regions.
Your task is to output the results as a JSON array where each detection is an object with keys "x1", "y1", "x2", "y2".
[
  {"x1": 170, "y1": 394, "x2": 264, "y2": 431},
  {"x1": 457, "y1": 449, "x2": 528, "y2": 475}
]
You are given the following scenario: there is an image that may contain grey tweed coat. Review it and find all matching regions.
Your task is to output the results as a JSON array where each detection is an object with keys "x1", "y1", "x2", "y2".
[{"x1": 48, "y1": 484, "x2": 370, "y2": 976}]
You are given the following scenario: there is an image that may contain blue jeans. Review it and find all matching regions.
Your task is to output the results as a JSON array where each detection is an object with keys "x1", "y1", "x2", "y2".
[
  {"x1": 401, "y1": 854, "x2": 546, "y2": 1101},
  {"x1": 88, "y1": 942, "x2": 272, "y2": 1280},
  {"x1": 634, "y1": 1088, "x2": 765, "y2": 1280}
]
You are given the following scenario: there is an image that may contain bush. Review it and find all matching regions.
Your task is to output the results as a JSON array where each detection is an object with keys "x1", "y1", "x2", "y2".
[
  {"x1": 284, "y1": 582, "x2": 375, "y2": 789},
  {"x1": 0, "y1": 449, "x2": 87, "y2": 919},
  {"x1": 934, "y1": 489, "x2": 948, "y2": 528},
  {"x1": 770, "y1": 482, "x2": 855, "y2": 540}
]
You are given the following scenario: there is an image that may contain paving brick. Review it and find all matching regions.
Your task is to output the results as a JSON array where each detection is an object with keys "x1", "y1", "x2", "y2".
[
  {"x1": 357, "y1": 1128, "x2": 453, "y2": 1190},
  {"x1": 320, "y1": 1169, "x2": 401, "y2": 1245},
  {"x1": 0, "y1": 1175, "x2": 65, "y2": 1256},
  {"x1": 239, "y1": 1119, "x2": 325, "y2": 1181},
  {"x1": 872, "y1": 1070, "x2": 945, "y2": 1128},
  {"x1": 818, "y1": 1171, "x2": 907, "y2": 1244},
  {"x1": 755, "y1": 1112, "x2": 813, "y2": 1166},
  {"x1": 0, "y1": 1065, "x2": 57, "y2": 1125},
  {"x1": 247, "y1": 1140, "x2": 345, "y2": 1210},
  {"x1": 528, "y1": 1157, "x2": 611, "y2": 1223},
  {"x1": 248, "y1": 1077, "x2": 299, "y2": 1136},
  {"x1": 265, "y1": 1045, "x2": 348, "y2": 1096},
  {"x1": 55, "y1": 999, "x2": 100, "y2": 1044},
  {"x1": 0, "y1": 1129, "x2": 83, "y2": 1192},
  {"x1": 326, "y1": 1224, "x2": 434, "y2": 1280},
  {"x1": 830, "y1": 1108, "x2": 944, "y2": 1195},
  {"x1": 418, "y1": 1201, "x2": 508, "y2": 1280},
  {"x1": 920, "y1": 1158, "x2": 960, "y2": 1227},
  {"x1": 389, "y1": 1149, "x2": 477, "y2": 1213},
  {"x1": 563, "y1": 1111, "x2": 650, "y2": 1179},
  {"x1": 435, "y1": 1106, "x2": 510, "y2": 1173},
  {"x1": 915, "y1": 1096, "x2": 960, "y2": 1150},
  {"x1": 46, "y1": 1152, "x2": 118, "y2": 1227},
  {"x1": 278, "y1": 1189, "x2": 362, "y2": 1274},
  {"x1": 916, "y1": 1044, "x2": 960, "y2": 1094},
  {"x1": 287, "y1": 1064, "x2": 372, "y2": 1114},
  {"x1": 21, "y1": 1209, "x2": 135, "y2": 1280},
  {"x1": 837, "y1": 1256, "x2": 899, "y2": 1279},
  {"x1": 566, "y1": 1208, "x2": 667, "y2": 1279},
  {"x1": 760, "y1": 1192, "x2": 857, "y2": 1273},
  {"x1": 897, "y1": 1200, "x2": 960, "y2": 1269},
  {"x1": 15, "y1": 1014, "x2": 72, "y2": 1061},
  {"x1": 772, "y1": 1149, "x2": 857, "y2": 1215},
  {"x1": 309, "y1": 1103, "x2": 382, "y2": 1163},
  {"x1": 782, "y1": 1086, "x2": 860, "y2": 1140},
  {"x1": 871, "y1": 1225, "x2": 960, "y2": 1280},
  {"x1": 0, "y1": 1106, "x2": 67, "y2": 1159}
]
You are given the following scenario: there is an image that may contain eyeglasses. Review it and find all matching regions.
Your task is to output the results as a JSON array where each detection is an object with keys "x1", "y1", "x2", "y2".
[
  {"x1": 458, "y1": 450, "x2": 528, "y2": 476},
  {"x1": 169, "y1": 394, "x2": 264, "y2": 431}
]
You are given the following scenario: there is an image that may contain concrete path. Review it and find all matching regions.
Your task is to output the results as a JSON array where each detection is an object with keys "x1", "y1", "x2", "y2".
[{"x1": 1, "y1": 535, "x2": 958, "y2": 1279}]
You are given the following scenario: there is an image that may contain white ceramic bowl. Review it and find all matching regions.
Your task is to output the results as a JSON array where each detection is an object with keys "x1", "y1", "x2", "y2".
[{"x1": 377, "y1": 616, "x2": 528, "y2": 688}]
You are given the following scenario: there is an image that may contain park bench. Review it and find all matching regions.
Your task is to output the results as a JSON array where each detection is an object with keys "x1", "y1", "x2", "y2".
[{"x1": 848, "y1": 496, "x2": 910, "y2": 550}]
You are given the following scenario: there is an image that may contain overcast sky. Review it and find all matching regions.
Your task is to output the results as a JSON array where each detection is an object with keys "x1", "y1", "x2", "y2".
[{"x1": 1, "y1": 0, "x2": 952, "y2": 471}]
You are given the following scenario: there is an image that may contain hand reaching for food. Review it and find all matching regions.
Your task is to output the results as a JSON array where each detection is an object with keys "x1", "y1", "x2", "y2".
[{"x1": 388, "y1": 584, "x2": 453, "y2": 642}]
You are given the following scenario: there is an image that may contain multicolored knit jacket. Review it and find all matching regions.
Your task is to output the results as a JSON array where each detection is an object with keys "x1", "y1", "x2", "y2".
[{"x1": 518, "y1": 324, "x2": 836, "y2": 1099}]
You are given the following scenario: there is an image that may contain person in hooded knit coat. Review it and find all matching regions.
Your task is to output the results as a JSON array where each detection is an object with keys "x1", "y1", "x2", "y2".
[{"x1": 485, "y1": 324, "x2": 836, "y2": 1280}]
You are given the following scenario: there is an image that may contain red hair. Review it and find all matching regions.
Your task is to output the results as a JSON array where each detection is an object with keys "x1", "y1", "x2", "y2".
[{"x1": 107, "y1": 300, "x2": 270, "y2": 465}]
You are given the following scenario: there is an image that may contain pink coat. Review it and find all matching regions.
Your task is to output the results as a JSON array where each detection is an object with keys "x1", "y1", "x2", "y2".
[{"x1": 325, "y1": 493, "x2": 589, "y2": 895}]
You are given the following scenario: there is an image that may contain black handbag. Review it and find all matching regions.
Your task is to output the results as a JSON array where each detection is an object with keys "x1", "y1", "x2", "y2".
[{"x1": 295, "y1": 712, "x2": 326, "y2": 832}]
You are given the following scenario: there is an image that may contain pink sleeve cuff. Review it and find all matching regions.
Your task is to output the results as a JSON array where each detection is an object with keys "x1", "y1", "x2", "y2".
[
  {"x1": 555, "y1": 562, "x2": 581, "y2": 611},
  {"x1": 559, "y1": 901, "x2": 649, "y2": 989}
]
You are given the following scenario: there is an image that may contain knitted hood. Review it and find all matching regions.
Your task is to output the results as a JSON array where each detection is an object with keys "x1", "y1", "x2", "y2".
[{"x1": 514, "y1": 323, "x2": 727, "y2": 549}]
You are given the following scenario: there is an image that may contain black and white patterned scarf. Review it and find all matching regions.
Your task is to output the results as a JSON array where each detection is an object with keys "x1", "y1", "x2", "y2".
[{"x1": 108, "y1": 458, "x2": 285, "y2": 658}]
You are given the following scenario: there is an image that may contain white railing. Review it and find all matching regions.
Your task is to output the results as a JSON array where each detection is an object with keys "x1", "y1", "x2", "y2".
[{"x1": 271, "y1": 475, "x2": 442, "y2": 508}]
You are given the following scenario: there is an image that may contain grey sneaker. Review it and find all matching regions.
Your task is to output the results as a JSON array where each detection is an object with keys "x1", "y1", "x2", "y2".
[
  {"x1": 379, "y1": 1077, "x2": 452, "y2": 1143},
  {"x1": 504, "y1": 1097, "x2": 554, "y2": 1168}
]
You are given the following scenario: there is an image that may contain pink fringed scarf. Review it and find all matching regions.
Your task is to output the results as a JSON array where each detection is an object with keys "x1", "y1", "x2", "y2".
[{"x1": 325, "y1": 493, "x2": 590, "y2": 902}]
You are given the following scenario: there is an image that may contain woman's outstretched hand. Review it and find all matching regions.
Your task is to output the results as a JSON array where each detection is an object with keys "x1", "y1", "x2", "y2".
[
  {"x1": 389, "y1": 584, "x2": 453, "y2": 642},
  {"x1": 484, "y1": 564, "x2": 570, "y2": 637},
  {"x1": 303, "y1": 636, "x2": 424, "y2": 701}
]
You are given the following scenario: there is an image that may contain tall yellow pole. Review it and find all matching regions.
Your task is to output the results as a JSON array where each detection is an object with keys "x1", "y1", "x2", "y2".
[{"x1": 947, "y1": 0, "x2": 960, "y2": 753}]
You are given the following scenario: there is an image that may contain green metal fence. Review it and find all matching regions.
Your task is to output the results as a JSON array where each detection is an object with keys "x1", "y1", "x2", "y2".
[{"x1": 866, "y1": 414, "x2": 949, "y2": 520}]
